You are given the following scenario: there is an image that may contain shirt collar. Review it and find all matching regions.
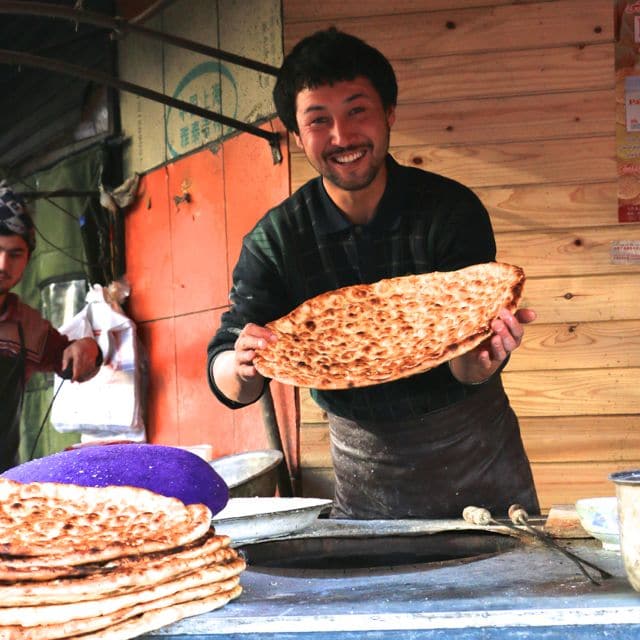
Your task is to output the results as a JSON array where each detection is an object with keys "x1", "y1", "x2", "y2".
[{"x1": 312, "y1": 155, "x2": 406, "y2": 236}]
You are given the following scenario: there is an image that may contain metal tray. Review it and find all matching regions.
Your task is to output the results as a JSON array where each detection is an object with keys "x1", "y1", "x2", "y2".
[{"x1": 211, "y1": 497, "x2": 333, "y2": 544}]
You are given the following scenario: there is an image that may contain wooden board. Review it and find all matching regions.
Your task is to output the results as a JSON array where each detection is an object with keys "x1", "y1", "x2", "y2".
[
  {"x1": 496, "y1": 226, "x2": 640, "y2": 277},
  {"x1": 507, "y1": 320, "x2": 640, "y2": 371},
  {"x1": 503, "y1": 368, "x2": 640, "y2": 417},
  {"x1": 284, "y1": 0, "x2": 611, "y2": 59},
  {"x1": 284, "y1": 0, "x2": 534, "y2": 22},
  {"x1": 392, "y1": 44, "x2": 613, "y2": 104},
  {"x1": 477, "y1": 182, "x2": 618, "y2": 233},
  {"x1": 518, "y1": 274, "x2": 640, "y2": 324},
  {"x1": 390, "y1": 90, "x2": 614, "y2": 147}
]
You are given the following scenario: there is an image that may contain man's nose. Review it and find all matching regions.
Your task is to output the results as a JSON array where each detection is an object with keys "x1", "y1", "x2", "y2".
[
  {"x1": 330, "y1": 117, "x2": 353, "y2": 145},
  {"x1": 0, "y1": 251, "x2": 7, "y2": 270}
]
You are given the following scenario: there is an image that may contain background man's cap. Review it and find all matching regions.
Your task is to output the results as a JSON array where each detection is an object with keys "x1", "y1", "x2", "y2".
[{"x1": 0, "y1": 181, "x2": 36, "y2": 253}]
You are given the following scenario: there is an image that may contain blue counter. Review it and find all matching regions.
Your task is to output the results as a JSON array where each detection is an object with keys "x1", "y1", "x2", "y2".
[{"x1": 144, "y1": 519, "x2": 640, "y2": 639}]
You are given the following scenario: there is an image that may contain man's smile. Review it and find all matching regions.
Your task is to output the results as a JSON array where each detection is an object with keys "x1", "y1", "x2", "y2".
[{"x1": 332, "y1": 148, "x2": 367, "y2": 164}]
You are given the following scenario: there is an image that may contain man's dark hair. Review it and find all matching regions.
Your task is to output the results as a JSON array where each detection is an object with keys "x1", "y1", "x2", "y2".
[{"x1": 273, "y1": 27, "x2": 398, "y2": 134}]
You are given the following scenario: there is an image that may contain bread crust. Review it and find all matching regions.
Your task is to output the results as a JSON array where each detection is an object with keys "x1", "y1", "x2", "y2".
[{"x1": 254, "y1": 262, "x2": 525, "y2": 389}]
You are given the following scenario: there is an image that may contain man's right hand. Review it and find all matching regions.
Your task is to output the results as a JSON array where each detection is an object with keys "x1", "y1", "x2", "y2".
[
  {"x1": 233, "y1": 323, "x2": 277, "y2": 381},
  {"x1": 210, "y1": 323, "x2": 277, "y2": 404}
]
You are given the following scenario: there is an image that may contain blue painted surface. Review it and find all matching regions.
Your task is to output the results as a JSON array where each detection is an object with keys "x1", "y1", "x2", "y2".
[{"x1": 144, "y1": 520, "x2": 640, "y2": 639}]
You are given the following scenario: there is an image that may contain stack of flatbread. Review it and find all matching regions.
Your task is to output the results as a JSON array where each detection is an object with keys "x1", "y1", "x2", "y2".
[{"x1": 0, "y1": 478, "x2": 245, "y2": 639}]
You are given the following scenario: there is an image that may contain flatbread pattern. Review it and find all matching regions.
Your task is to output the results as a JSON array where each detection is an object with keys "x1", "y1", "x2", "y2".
[
  {"x1": 0, "y1": 478, "x2": 212, "y2": 564},
  {"x1": 253, "y1": 261, "x2": 525, "y2": 389},
  {"x1": 0, "y1": 557, "x2": 246, "y2": 626},
  {"x1": 0, "y1": 581, "x2": 243, "y2": 640},
  {"x1": 0, "y1": 543, "x2": 237, "y2": 606}
]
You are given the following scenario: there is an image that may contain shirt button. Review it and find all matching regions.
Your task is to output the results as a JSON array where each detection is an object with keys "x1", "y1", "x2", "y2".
[{"x1": 354, "y1": 226, "x2": 363, "y2": 235}]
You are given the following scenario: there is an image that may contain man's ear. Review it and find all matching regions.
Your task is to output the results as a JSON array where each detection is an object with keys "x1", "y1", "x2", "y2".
[
  {"x1": 386, "y1": 105, "x2": 396, "y2": 128},
  {"x1": 292, "y1": 132, "x2": 304, "y2": 151}
]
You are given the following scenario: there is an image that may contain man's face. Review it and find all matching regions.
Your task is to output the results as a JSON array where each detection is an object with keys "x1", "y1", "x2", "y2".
[
  {"x1": 293, "y1": 77, "x2": 395, "y2": 193},
  {"x1": 0, "y1": 235, "x2": 29, "y2": 296}
]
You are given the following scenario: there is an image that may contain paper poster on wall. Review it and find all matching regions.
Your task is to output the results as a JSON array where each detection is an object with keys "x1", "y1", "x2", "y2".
[
  {"x1": 611, "y1": 240, "x2": 640, "y2": 263},
  {"x1": 616, "y1": 0, "x2": 640, "y2": 222}
]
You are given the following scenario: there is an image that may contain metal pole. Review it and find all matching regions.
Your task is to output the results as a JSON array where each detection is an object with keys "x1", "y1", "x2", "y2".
[
  {"x1": 0, "y1": 1, "x2": 280, "y2": 76},
  {"x1": 0, "y1": 49, "x2": 282, "y2": 157}
]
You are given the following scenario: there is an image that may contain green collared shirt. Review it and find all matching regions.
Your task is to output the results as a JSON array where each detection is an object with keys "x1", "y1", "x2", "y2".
[{"x1": 208, "y1": 156, "x2": 497, "y2": 421}]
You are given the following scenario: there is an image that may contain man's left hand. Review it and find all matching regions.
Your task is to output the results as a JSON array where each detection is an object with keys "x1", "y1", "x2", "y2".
[
  {"x1": 61, "y1": 337, "x2": 102, "y2": 382},
  {"x1": 449, "y1": 308, "x2": 536, "y2": 384}
]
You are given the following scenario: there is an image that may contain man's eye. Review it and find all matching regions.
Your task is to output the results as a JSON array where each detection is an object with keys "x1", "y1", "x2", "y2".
[{"x1": 350, "y1": 106, "x2": 366, "y2": 116}]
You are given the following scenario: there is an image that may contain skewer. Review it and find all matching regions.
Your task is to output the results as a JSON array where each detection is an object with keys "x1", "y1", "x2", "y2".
[{"x1": 462, "y1": 505, "x2": 612, "y2": 586}]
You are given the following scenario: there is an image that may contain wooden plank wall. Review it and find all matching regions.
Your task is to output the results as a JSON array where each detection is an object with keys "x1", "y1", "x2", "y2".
[{"x1": 283, "y1": 0, "x2": 640, "y2": 511}]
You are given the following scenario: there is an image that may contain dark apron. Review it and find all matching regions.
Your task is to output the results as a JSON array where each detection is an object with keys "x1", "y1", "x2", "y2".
[
  {"x1": 328, "y1": 376, "x2": 539, "y2": 520},
  {"x1": 0, "y1": 323, "x2": 26, "y2": 473}
]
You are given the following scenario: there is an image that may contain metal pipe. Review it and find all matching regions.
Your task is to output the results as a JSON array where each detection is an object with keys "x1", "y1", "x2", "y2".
[
  {"x1": 0, "y1": 1, "x2": 280, "y2": 76},
  {"x1": 260, "y1": 386, "x2": 295, "y2": 497},
  {"x1": 0, "y1": 49, "x2": 282, "y2": 156}
]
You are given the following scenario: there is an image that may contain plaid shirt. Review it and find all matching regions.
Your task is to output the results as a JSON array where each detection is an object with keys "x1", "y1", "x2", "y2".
[{"x1": 208, "y1": 156, "x2": 497, "y2": 421}]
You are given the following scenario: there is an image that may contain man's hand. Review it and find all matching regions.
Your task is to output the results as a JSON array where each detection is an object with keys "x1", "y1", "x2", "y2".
[
  {"x1": 449, "y1": 308, "x2": 536, "y2": 384},
  {"x1": 60, "y1": 337, "x2": 102, "y2": 382},
  {"x1": 233, "y1": 323, "x2": 277, "y2": 381},
  {"x1": 211, "y1": 323, "x2": 277, "y2": 404}
]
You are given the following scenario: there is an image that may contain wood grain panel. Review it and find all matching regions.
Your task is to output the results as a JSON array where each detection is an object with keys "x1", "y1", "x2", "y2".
[
  {"x1": 496, "y1": 226, "x2": 640, "y2": 277},
  {"x1": 291, "y1": 137, "x2": 616, "y2": 192},
  {"x1": 283, "y1": 0, "x2": 537, "y2": 22},
  {"x1": 520, "y1": 274, "x2": 640, "y2": 324},
  {"x1": 284, "y1": 0, "x2": 612, "y2": 59},
  {"x1": 531, "y1": 462, "x2": 635, "y2": 507},
  {"x1": 503, "y1": 368, "x2": 640, "y2": 417},
  {"x1": 298, "y1": 463, "x2": 636, "y2": 511},
  {"x1": 477, "y1": 182, "x2": 617, "y2": 232},
  {"x1": 392, "y1": 43, "x2": 613, "y2": 104},
  {"x1": 390, "y1": 90, "x2": 614, "y2": 147},
  {"x1": 512, "y1": 320, "x2": 640, "y2": 371},
  {"x1": 521, "y1": 416, "x2": 640, "y2": 463},
  {"x1": 300, "y1": 415, "x2": 640, "y2": 468}
]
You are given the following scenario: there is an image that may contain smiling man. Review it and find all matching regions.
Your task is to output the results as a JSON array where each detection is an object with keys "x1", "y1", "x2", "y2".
[
  {"x1": 0, "y1": 183, "x2": 102, "y2": 472},
  {"x1": 207, "y1": 28, "x2": 539, "y2": 519}
]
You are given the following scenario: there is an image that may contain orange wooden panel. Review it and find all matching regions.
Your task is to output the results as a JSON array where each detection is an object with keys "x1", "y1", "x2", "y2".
[
  {"x1": 174, "y1": 309, "x2": 235, "y2": 455},
  {"x1": 167, "y1": 150, "x2": 229, "y2": 314},
  {"x1": 125, "y1": 169, "x2": 174, "y2": 322},
  {"x1": 223, "y1": 119, "x2": 290, "y2": 291},
  {"x1": 136, "y1": 318, "x2": 178, "y2": 444}
]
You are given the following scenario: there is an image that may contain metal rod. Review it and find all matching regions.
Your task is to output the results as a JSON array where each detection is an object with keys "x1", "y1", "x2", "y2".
[
  {"x1": 0, "y1": 1, "x2": 280, "y2": 76},
  {"x1": 508, "y1": 505, "x2": 614, "y2": 583},
  {"x1": 260, "y1": 386, "x2": 295, "y2": 498},
  {"x1": 463, "y1": 505, "x2": 612, "y2": 586},
  {"x1": 0, "y1": 49, "x2": 281, "y2": 150}
]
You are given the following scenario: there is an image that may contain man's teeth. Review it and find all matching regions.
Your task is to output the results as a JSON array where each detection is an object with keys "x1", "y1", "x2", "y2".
[{"x1": 334, "y1": 150, "x2": 365, "y2": 164}]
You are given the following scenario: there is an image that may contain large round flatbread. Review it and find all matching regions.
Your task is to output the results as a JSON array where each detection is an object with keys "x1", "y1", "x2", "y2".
[
  {"x1": 0, "y1": 582, "x2": 243, "y2": 640},
  {"x1": 253, "y1": 262, "x2": 525, "y2": 389},
  {"x1": 0, "y1": 558, "x2": 246, "y2": 626},
  {"x1": 0, "y1": 478, "x2": 212, "y2": 564},
  {"x1": 0, "y1": 539, "x2": 237, "y2": 606},
  {"x1": 0, "y1": 527, "x2": 230, "y2": 584}
]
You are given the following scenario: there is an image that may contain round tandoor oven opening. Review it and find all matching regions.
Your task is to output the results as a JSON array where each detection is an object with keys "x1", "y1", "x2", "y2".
[{"x1": 239, "y1": 530, "x2": 522, "y2": 572}]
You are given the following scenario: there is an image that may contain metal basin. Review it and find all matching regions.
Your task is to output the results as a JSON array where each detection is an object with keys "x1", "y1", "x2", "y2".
[
  {"x1": 240, "y1": 530, "x2": 523, "y2": 573},
  {"x1": 210, "y1": 449, "x2": 283, "y2": 498}
]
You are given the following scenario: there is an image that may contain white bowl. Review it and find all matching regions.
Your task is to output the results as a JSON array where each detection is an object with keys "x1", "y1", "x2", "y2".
[{"x1": 575, "y1": 497, "x2": 620, "y2": 551}]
